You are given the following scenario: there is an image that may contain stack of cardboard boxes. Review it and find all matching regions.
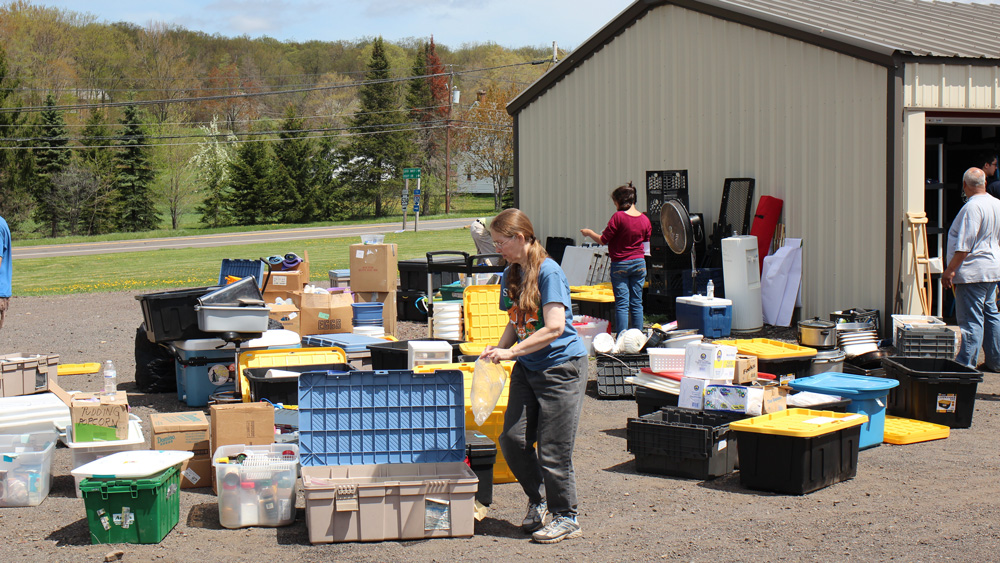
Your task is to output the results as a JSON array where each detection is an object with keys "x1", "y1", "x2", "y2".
[{"x1": 349, "y1": 243, "x2": 399, "y2": 337}]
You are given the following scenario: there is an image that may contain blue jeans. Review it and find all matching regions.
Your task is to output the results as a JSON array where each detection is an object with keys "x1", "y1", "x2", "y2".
[
  {"x1": 954, "y1": 282, "x2": 1000, "y2": 370},
  {"x1": 610, "y1": 258, "x2": 646, "y2": 332}
]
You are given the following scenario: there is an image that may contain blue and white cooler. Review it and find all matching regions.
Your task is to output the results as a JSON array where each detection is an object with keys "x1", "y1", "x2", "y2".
[
  {"x1": 675, "y1": 295, "x2": 733, "y2": 338},
  {"x1": 170, "y1": 330, "x2": 301, "y2": 406}
]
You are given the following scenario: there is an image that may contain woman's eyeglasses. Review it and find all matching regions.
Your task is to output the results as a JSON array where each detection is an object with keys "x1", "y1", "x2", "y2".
[{"x1": 493, "y1": 236, "x2": 514, "y2": 250}]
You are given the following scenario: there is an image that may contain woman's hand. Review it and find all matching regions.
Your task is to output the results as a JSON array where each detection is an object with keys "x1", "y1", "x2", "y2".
[{"x1": 480, "y1": 345, "x2": 513, "y2": 363}]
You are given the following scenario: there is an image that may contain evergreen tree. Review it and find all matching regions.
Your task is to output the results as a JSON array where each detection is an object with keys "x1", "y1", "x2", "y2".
[
  {"x1": 33, "y1": 95, "x2": 70, "y2": 236},
  {"x1": 113, "y1": 103, "x2": 160, "y2": 232},
  {"x1": 0, "y1": 45, "x2": 35, "y2": 231},
  {"x1": 341, "y1": 37, "x2": 414, "y2": 218},
  {"x1": 78, "y1": 109, "x2": 118, "y2": 235},
  {"x1": 272, "y1": 105, "x2": 316, "y2": 222},
  {"x1": 227, "y1": 135, "x2": 276, "y2": 225}
]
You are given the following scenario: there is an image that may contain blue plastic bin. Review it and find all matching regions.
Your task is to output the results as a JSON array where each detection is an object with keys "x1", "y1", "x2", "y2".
[
  {"x1": 675, "y1": 295, "x2": 732, "y2": 338},
  {"x1": 171, "y1": 330, "x2": 301, "y2": 406},
  {"x1": 218, "y1": 259, "x2": 267, "y2": 288},
  {"x1": 297, "y1": 369, "x2": 466, "y2": 466},
  {"x1": 302, "y1": 333, "x2": 387, "y2": 354},
  {"x1": 788, "y1": 372, "x2": 899, "y2": 449}
]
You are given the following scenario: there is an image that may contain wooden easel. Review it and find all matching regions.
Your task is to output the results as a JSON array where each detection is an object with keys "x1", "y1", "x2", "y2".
[{"x1": 906, "y1": 212, "x2": 934, "y2": 316}]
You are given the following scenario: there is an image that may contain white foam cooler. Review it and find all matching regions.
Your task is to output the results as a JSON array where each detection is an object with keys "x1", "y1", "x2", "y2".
[{"x1": 171, "y1": 330, "x2": 301, "y2": 407}]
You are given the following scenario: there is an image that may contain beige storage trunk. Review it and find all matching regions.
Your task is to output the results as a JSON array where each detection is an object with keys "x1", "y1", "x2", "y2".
[{"x1": 301, "y1": 461, "x2": 477, "y2": 543}]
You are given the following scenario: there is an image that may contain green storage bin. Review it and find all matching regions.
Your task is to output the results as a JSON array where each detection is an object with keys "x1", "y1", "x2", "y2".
[
  {"x1": 80, "y1": 467, "x2": 181, "y2": 545},
  {"x1": 439, "y1": 281, "x2": 465, "y2": 301}
]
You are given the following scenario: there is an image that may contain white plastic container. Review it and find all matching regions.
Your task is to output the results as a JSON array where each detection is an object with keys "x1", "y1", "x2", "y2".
[
  {"x1": 0, "y1": 430, "x2": 58, "y2": 507},
  {"x1": 353, "y1": 326, "x2": 385, "y2": 338},
  {"x1": 722, "y1": 235, "x2": 763, "y2": 332},
  {"x1": 72, "y1": 450, "x2": 193, "y2": 480},
  {"x1": 67, "y1": 415, "x2": 145, "y2": 497},
  {"x1": 683, "y1": 341, "x2": 738, "y2": 379},
  {"x1": 194, "y1": 304, "x2": 270, "y2": 333},
  {"x1": 0, "y1": 393, "x2": 70, "y2": 437},
  {"x1": 214, "y1": 443, "x2": 299, "y2": 529},
  {"x1": 573, "y1": 316, "x2": 610, "y2": 356},
  {"x1": 647, "y1": 348, "x2": 685, "y2": 373},
  {"x1": 407, "y1": 341, "x2": 454, "y2": 369},
  {"x1": 360, "y1": 234, "x2": 385, "y2": 245}
]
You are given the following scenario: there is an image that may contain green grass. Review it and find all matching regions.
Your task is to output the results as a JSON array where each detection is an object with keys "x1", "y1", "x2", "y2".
[{"x1": 14, "y1": 227, "x2": 484, "y2": 296}]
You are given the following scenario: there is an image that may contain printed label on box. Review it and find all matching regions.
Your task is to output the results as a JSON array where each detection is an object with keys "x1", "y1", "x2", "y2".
[
  {"x1": 424, "y1": 498, "x2": 452, "y2": 530},
  {"x1": 272, "y1": 276, "x2": 288, "y2": 286},
  {"x1": 183, "y1": 467, "x2": 201, "y2": 484},
  {"x1": 936, "y1": 393, "x2": 957, "y2": 413},
  {"x1": 355, "y1": 250, "x2": 365, "y2": 259}
]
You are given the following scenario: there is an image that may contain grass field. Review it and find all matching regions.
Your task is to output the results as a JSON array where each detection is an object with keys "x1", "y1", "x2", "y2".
[{"x1": 14, "y1": 225, "x2": 483, "y2": 296}]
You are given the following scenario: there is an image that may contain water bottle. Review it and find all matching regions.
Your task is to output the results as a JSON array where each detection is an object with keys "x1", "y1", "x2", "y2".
[
  {"x1": 103, "y1": 360, "x2": 117, "y2": 396},
  {"x1": 706, "y1": 279, "x2": 715, "y2": 299}
]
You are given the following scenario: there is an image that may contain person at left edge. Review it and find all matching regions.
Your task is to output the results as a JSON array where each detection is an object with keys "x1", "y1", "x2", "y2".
[{"x1": 0, "y1": 214, "x2": 10, "y2": 331}]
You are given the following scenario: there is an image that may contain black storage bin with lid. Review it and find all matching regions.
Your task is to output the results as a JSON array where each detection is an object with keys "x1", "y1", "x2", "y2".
[
  {"x1": 881, "y1": 356, "x2": 982, "y2": 428},
  {"x1": 635, "y1": 385, "x2": 680, "y2": 417},
  {"x1": 243, "y1": 363, "x2": 353, "y2": 405},
  {"x1": 465, "y1": 430, "x2": 496, "y2": 506},
  {"x1": 136, "y1": 286, "x2": 219, "y2": 343},
  {"x1": 627, "y1": 407, "x2": 745, "y2": 480},
  {"x1": 398, "y1": 257, "x2": 464, "y2": 293}
]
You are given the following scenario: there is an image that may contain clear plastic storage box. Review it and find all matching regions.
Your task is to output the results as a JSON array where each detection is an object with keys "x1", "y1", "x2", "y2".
[
  {"x1": 213, "y1": 443, "x2": 299, "y2": 529},
  {"x1": 0, "y1": 430, "x2": 58, "y2": 507}
]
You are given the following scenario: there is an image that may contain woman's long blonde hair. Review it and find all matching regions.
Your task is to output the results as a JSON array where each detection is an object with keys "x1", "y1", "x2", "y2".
[{"x1": 490, "y1": 208, "x2": 548, "y2": 313}]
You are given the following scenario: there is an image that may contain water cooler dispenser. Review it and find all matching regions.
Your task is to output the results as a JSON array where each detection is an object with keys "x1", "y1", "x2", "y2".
[{"x1": 722, "y1": 235, "x2": 763, "y2": 332}]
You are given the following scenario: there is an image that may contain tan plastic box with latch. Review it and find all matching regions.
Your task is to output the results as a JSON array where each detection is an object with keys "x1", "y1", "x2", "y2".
[{"x1": 301, "y1": 461, "x2": 477, "y2": 543}]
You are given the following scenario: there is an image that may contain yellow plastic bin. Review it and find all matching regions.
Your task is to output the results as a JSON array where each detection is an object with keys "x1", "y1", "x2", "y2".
[
  {"x1": 236, "y1": 347, "x2": 346, "y2": 403},
  {"x1": 729, "y1": 408, "x2": 868, "y2": 494}
]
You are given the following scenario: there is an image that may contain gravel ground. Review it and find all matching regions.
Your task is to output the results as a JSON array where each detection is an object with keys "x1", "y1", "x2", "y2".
[{"x1": 1, "y1": 290, "x2": 999, "y2": 563}]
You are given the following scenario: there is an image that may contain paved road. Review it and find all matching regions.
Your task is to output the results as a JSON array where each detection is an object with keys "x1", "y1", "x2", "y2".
[{"x1": 12, "y1": 217, "x2": 474, "y2": 259}]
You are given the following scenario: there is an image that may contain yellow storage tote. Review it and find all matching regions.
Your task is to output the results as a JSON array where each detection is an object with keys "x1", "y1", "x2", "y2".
[
  {"x1": 463, "y1": 285, "x2": 507, "y2": 345},
  {"x1": 236, "y1": 347, "x2": 346, "y2": 402}
]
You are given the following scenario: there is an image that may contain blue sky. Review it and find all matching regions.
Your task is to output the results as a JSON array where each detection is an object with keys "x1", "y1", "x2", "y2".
[{"x1": 33, "y1": 0, "x2": 637, "y2": 50}]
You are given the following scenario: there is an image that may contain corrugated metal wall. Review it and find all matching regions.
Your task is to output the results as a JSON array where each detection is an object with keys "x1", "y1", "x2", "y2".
[
  {"x1": 904, "y1": 63, "x2": 1000, "y2": 110},
  {"x1": 517, "y1": 4, "x2": 888, "y2": 320}
]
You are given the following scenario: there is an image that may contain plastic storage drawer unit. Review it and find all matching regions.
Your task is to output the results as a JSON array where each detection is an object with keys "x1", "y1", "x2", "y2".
[
  {"x1": 466, "y1": 430, "x2": 497, "y2": 506},
  {"x1": 0, "y1": 430, "x2": 58, "y2": 507},
  {"x1": 596, "y1": 354, "x2": 649, "y2": 398},
  {"x1": 79, "y1": 467, "x2": 181, "y2": 544},
  {"x1": 881, "y1": 357, "x2": 982, "y2": 429},
  {"x1": 627, "y1": 407, "x2": 744, "y2": 480},
  {"x1": 214, "y1": 444, "x2": 299, "y2": 529},
  {"x1": 301, "y1": 462, "x2": 477, "y2": 543},
  {"x1": 366, "y1": 339, "x2": 460, "y2": 370},
  {"x1": 730, "y1": 409, "x2": 868, "y2": 495},
  {"x1": 675, "y1": 295, "x2": 733, "y2": 338}
]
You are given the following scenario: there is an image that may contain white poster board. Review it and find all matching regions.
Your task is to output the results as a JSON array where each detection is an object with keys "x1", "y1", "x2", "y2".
[{"x1": 560, "y1": 246, "x2": 609, "y2": 286}]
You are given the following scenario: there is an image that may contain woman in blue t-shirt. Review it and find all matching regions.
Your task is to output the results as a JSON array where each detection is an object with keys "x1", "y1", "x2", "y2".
[{"x1": 481, "y1": 208, "x2": 588, "y2": 545}]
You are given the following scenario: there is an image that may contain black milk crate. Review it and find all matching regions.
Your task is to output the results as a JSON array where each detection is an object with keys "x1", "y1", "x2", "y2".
[
  {"x1": 894, "y1": 326, "x2": 956, "y2": 359},
  {"x1": 635, "y1": 385, "x2": 680, "y2": 417},
  {"x1": 627, "y1": 407, "x2": 744, "y2": 480},
  {"x1": 595, "y1": 353, "x2": 649, "y2": 398},
  {"x1": 733, "y1": 421, "x2": 862, "y2": 495},
  {"x1": 881, "y1": 357, "x2": 982, "y2": 429}
]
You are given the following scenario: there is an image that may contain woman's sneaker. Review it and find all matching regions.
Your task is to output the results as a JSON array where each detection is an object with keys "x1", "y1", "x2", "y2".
[
  {"x1": 521, "y1": 500, "x2": 548, "y2": 533},
  {"x1": 531, "y1": 515, "x2": 582, "y2": 544}
]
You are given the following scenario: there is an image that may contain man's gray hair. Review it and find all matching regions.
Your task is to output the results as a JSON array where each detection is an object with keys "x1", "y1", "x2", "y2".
[{"x1": 964, "y1": 167, "x2": 986, "y2": 188}]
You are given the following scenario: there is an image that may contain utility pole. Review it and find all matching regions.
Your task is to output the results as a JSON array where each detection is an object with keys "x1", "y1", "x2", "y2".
[{"x1": 445, "y1": 72, "x2": 454, "y2": 215}]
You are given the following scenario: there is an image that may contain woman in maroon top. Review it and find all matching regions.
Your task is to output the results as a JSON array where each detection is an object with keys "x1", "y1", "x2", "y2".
[{"x1": 581, "y1": 182, "x2": 652, "y2": 332}]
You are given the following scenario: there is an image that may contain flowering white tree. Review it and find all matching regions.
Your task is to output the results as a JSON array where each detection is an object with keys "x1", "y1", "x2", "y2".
[{"x1": 190, "y1": 117, "x2": 237, "y2": 227}]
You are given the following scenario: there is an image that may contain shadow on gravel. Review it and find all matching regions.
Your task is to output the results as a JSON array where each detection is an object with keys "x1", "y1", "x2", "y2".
[
  {"x1": 46, "y1": 517, "x2": 91, "y2": 546},
  {"x1": 602, "y1": 459, "x2": 638, "y2": 475},
  {"x1": 697, "y1": 473, "x2": 776, "y2": 496},
  {"x1": 186, "y1": 503, "x2": 222, "y2": 529},
  {"x1": 276, "y1": 513, "x2": 310, "y2": 545},
  {"x1": 48, "y1": 474, "x2": 78, "y2": 498},
  {"x1": 473, "y1": 516, "x2": 525, "y2": 539},
  {"x1": 975, "y1": 393, "x2": 1000, "y2": 402},
  {"x1": 599, "y1": 427, "x2": 627, "y2": 440}
]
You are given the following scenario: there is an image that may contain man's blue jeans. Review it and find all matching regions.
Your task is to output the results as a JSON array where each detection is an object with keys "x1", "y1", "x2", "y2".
[
  {"x1": 954, "y1": 281, "x2": 1000, "y2": 370},
  {"x1": 609, "y1": 258, "x2": 646, "y2": 332}
]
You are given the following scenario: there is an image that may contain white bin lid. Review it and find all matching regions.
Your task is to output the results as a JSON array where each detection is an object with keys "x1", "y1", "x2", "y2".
[
  {"x1": 173, "y1": 329, "x2": 301, "y2": 351},
  {"x1": 676, "y1": 295, "x2": 732, "y2": 307},
  {"x1": 71, "y1": 449, "x2": 193, "y2": 479},
  {"x1": 0, "y1": 392, "x2": 70, "y2": 435}
]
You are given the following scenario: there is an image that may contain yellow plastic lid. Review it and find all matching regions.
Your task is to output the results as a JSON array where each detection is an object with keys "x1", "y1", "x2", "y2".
[
  {"x1": 572, "y1": 291, "x2": 615, "y2": 303},
  {"x1": 729, "y1": 408, "x2": 868, "y2": 437},
  {"x1": 57, "y1": 363, "x2": 101, "y2": 376},
  {"x1": 882, "y1": 415, "x2": 950, "y2": 445},
  {"x1": 412, "y1": 361, "x2": 514, "y2": 405},
  {"x1": 236, "y1": 346, "x2": 346, "y2": 402},
  {"x1": 463, "y1": 285, "x2": 508, "y2": 344},
  {"x1": 712, "y1": 338, "x2": 817, "y2": 359},
  {"x1": 458, "y1": 342, "x2": 488, "y2": 356}
]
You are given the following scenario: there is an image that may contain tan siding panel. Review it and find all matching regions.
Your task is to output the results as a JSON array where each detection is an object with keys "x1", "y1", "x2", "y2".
[
  {"x1": 517, "y1": 5, "x2": 887, "y2": 320},
  {"x1": 905, "y1": 63, "x2": 1000, "y2": 110}
]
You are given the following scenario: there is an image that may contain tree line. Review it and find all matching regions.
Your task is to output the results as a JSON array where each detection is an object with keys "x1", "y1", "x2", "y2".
[{"x1": 0, "y1": 2, "x2": 553, "y2": 236}]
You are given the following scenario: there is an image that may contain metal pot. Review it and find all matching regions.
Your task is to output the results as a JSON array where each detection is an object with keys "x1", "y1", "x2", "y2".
[
  {"x1": 798, "y1": 317, "x2": 838, "y2": 349},
  {"x1": 807, "y1": 348, "x2": 846, "y2": 375}
]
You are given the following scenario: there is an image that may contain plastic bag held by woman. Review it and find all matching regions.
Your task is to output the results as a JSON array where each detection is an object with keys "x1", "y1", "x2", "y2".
[{"x1": 471, "y1": 359, "x2": 507, "y2": 426}]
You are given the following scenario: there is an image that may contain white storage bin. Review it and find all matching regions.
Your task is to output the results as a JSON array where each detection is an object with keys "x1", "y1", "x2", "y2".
[
  {"x1": 573, "y1": 315, "x2": 610, "y2": 356},
  {"x1": 0, "y1": 430, "x2": 58, "y2": 507},
  {"x1": 67, "y1": 415, "x2": 145, "y2": 497},
  {"x1": 194, "y1": 305, "x2": 270, "y2": 333},
  {"x1": 214, "y1": 443, "x2": 299, "y2": 529},
  {"x1": 407, "y1": 340, "x2": 454, "y2": 369},
  {"x1": 647, "y1": 348, "x2": 685, "y2": 373}
]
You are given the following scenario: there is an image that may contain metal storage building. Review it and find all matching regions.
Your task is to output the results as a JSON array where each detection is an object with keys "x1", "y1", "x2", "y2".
[{"x1": 507, "y1": 0, "x2": 1000, "y2": 323}]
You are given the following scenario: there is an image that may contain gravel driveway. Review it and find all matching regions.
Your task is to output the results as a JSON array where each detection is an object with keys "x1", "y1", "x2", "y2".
[{"x1": 0, "y1": 290, "x2": 997, "y2": 562}]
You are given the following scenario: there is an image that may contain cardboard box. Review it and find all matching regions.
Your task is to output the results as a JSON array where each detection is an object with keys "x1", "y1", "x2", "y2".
[
  {"x1": 349, "y1": 243, "x2": 398, "y2": 292},
  {"x1": 209, "y1": 402, "x2": 275, "y2": 493},
  {"x1": 299, "y1": 291, "x2": 353, "y2": 335},
  {"x1": 264, "y1": 269, "x2": 306, "y2": 292},
  {"x1": 684, "y1": 341, "x2": 738, "y2": 379},
  {"x1": 733, "y1": 355, "x2": 758, "y2": 385},
  {"x1": 268, "y1": 302, "x2": 301, "y2": 334},
  {"x1": 180, "y1": 454, "x2": 212, "y2": 489},
  {"x1": 71, "y1": 391, "x2": 129, "y2": 442},
  {"x1": 150, "y1": 411, "x2": 210, "y2": 454},
  {"x1": 761, "y1": 385, "x2": 788, "y2": 414},
  {"x1": 353, "y1": 290, "x2": 397, "y2": 337}
]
